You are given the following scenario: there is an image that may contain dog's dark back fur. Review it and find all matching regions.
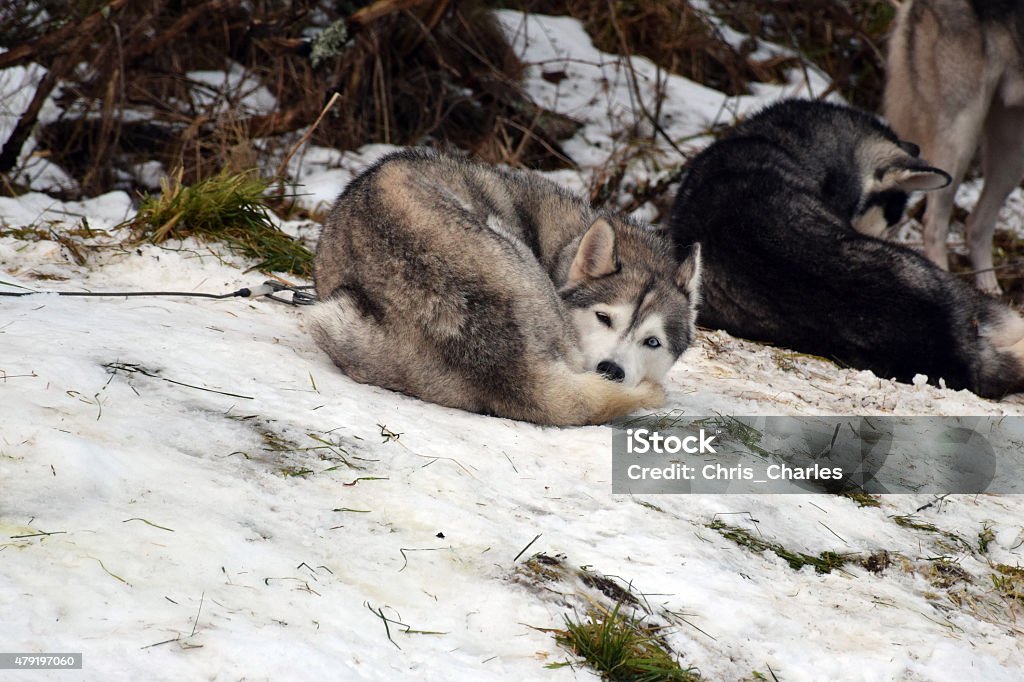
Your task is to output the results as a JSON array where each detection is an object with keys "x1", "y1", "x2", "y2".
[{"x1": 669, "y1": 100, "x2": 1024, "y2": 398}]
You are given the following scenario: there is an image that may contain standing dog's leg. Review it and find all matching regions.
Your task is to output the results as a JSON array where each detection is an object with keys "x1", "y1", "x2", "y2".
[
  {"x1": 966, "y1": 102, "x2": 1024, "y2": 294},
  {"x1": 918, "y1": 101, "x2": 987, "y2": 271}
]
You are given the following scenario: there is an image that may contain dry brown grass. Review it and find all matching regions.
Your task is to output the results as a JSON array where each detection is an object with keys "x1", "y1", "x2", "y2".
[
  {"x1": 507, "y1": 0, "x2": 799, "y2": 96},
  {"x1": 708, "y1": 0, "x2": 896, "y2": 110},
  {"x1": 1, "y1": 0, "x2": 578, "y2": 200},
  {"x1": 506, "y1": 0, "x2": 895, "y2": 110},
  {"x1": 2, "y1": 1, "x2": 902, "y2": 202},
  {"x1": 317, "y1": 1, "x2": 577, "y2": 169}
]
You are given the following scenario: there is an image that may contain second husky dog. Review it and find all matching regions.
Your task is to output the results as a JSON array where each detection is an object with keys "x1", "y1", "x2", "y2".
[
  {"x1": 885, "y1": 0, "x2": 1024, "y2": 294},
  {"x1": 311, "y1": 149, "x2": 702, "y2": 425},
  {"x1": 669, "y1": 100, "x2": 1024, "y2": 399}
]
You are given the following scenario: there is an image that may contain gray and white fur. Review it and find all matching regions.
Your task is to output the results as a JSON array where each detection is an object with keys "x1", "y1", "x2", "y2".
[{"x1": 311, "y1": 149, "x2": 702, "y2": 425}]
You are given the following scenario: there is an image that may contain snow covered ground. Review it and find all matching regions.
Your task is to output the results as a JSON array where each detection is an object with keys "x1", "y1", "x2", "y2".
[{"x1": 3, "y1": 11, "x2": 1024, "y2": 682}]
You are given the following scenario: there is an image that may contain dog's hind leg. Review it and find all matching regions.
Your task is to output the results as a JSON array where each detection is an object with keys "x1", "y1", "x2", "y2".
[
  {"x1": 966, "y1": 102, "x2": 1024, "y2": 294},
  {"x1": 918, "y1": 100, "x2": 987, "y2": 272}
]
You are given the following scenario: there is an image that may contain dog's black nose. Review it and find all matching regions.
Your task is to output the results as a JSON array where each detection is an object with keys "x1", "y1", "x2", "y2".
[{"x1": 597, "y1": 360, "x2": 625, "y2": 382}]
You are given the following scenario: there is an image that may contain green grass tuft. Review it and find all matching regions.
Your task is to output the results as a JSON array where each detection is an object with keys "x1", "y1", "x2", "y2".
[
  {"x1": 634, "y1": 499, "x2": 665, "y2": 513},
  {"x1": 992, "y1": 565, "x2": 1024, "y2": 605},
  {"x1": 709, "y1": 520, "x2": 852, "y2": 574},
  {"x1": 553, "y1": 604, "x2": 699, "y2": 681},
  {"x1": 126, "y1": 168, "x2": 313, "y2": 276},
  {"x1": 842, "y1": 492, "x2": 882, "y2": 508},
  {"x1": 977, "y1": 522, "x2": 996, "y2": 554},
  {"x1": 891, "y1": 515, "x2": 973, "y2": 553},
  {"x1": 695, "y1": 416, "x2": 773, "y2": 457}
]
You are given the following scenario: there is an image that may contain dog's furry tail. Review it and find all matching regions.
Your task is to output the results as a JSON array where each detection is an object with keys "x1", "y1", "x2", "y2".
[
  {"x1": 977, "y1": 309, "x2": 1024, "y2": 398},
  {"x1": 310, "y1": 295, "x2": 666, "y2": 426},
  {"x1": 516, "y1": 366, "x2": 666, "y2": 426}
]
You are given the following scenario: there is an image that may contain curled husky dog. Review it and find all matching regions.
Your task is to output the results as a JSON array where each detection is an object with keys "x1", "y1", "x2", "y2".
[
  {"x1": 312, "y1": 149, "x2": 702, "y2": 425},
  {"x1": 885, "y1": 0, "x2": 1024, "y2": 294},
  {"x1": 669, "y1": 99, "x2": 1024, "y2": 399}
]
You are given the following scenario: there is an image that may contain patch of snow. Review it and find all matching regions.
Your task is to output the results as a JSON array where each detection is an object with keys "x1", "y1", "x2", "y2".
[
  {"x1": 130, "y1": 161, "x2": 167, "y2": 192},
  {"x1": 279, "y1": 143, "x2": 402, "y2": 215},
  {"x1": 493, "y1": 11, "x2": 835, "y2": 219},
  {"x1": 0, "y1": 64, "x2": 79, "y2": 195},
  {"x1": 956, "y1": 180, "x2": 1024, "y2": 239},
  {"x1": 0, "y1": 191, "x2": 133, "y2": 231},
  {"x1": 186, "y1": 62, "x2": 278, "y2": 117}
]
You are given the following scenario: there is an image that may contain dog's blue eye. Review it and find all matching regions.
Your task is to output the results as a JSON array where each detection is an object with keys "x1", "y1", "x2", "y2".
[
  {"x1": 644, "y1": 336, "x2": 661, "y2": 348},
  {"x1": 595, "y1": 312, "x2": 612, "y2": 327}
]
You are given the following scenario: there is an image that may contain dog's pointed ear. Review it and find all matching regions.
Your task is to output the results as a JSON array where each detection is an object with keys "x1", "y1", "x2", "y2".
[
  {"x1": 880, "y1": 163, "x2": 951, "y2": 192},
  {"x1": 569, "y1": 218, "x2": 618, "y2": 283},
  {"x1": 675, "y1": 242, "x2": 702, "y2": 298}
]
